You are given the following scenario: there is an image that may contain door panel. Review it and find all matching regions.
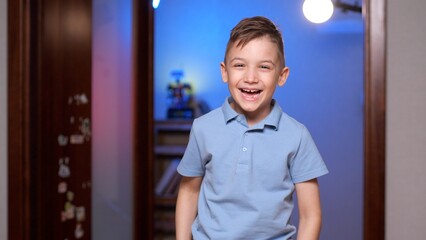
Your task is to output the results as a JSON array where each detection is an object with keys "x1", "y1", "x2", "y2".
[
  {"x1": 8, "y1": 0, "x2": 92, "y2": 239},
  {"x1": 39, "y1": 0, "x2": 92, "y2": 239}
]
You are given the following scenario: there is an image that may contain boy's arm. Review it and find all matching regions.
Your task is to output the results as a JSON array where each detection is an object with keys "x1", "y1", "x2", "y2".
[
  {"x1": 295, "y1": 178, "x2": 322, "y2": 240},
  {"x1": 175, "y1": 176, "x2": 203, "y2": 240}
]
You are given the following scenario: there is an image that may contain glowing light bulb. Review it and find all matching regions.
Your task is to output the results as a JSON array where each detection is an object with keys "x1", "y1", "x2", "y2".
[
  {"x1": 303, "y1": 0, "x2": 334, "y2": 24},
  {"x1": 152, "y1": 0, "x2": 160, "y2": 9}
]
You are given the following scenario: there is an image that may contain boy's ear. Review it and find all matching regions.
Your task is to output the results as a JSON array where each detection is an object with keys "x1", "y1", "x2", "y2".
[
  {"x1": 278, "y1": 67, "x2": 290, "y2": 87},
  {"x1": 220, "y1": 62, "x2": 228, "y2": 83}
]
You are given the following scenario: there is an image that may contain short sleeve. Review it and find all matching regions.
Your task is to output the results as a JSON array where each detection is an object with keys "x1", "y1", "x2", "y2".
[
  {"x1": 177, "y1": 121, "x2": 205, "y2": 177},
  {"x1": 290, "y1": 126, "x2": 329, "y2": 183}
]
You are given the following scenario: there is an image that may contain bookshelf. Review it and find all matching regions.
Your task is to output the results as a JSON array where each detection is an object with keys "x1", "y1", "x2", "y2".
[{"x1": 154, "y1": 120, "x2": 192, "y2": 239}]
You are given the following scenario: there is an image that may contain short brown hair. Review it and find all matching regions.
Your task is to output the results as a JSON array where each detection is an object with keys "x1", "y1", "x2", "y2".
[{"x1": 224, "y1": 16, "x2": 286, "y2": 67}]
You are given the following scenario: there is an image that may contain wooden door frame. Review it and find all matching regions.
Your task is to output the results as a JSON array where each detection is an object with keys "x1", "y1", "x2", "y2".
[
  {"x1": 132, "y1": 0, "x2": 155, "y2": 239},
  {"x1": 8, "y1": 0, "x2": 385, "y2": 239},
  {"x1": 363, "y1": 0, "x2": 386, "y2": 239},
  {"x1": 8, "y1": 0, "x2": 33, "y2": 238}
]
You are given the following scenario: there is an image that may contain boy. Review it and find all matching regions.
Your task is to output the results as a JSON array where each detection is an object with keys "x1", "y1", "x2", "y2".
[{"x1": 175, "y1": 16, "x2": 328, "y2": 240}]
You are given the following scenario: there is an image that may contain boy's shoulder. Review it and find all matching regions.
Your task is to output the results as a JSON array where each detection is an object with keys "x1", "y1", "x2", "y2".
[
  {"x1": 277, "y1": 112, "x2": 311, "y2": 139},
  {"x1": 192, "y1": 107, "x2": 223, "y2": 127},
  {"x1": 279, "y1": 111, "x2": 306, "y2": 130}
]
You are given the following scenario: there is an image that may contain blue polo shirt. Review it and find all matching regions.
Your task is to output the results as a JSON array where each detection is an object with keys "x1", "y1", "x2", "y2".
[{"x1": 177, "y1": 97, "x2": 328, "y2": 240}]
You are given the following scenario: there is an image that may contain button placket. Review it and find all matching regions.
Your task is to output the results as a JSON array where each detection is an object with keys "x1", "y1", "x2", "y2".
[
  {"x1": 242, "y1": 130, "x2": 248, "y2": 152},
  {"x1": 237, "y1": 130, "x2": 250, "y2": 170}
]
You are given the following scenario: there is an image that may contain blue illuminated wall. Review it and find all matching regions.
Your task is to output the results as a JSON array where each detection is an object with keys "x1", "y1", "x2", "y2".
[{"x1": 155, "y1": 1, "x2": 364, "y2": 239}]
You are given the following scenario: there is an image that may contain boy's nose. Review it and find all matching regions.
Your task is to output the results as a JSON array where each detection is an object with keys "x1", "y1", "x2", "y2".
[{"x1": 244, "y1": 68, "x2": 258, "y2": 83}]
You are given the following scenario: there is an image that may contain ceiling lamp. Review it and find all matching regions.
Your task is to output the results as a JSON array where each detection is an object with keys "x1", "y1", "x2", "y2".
[
  {"x1": 303, "y1": 0, "x2": 335, "y2": 24},
  {"x1": 152, "y1": 0, "x2": 160, "y2": 9}
]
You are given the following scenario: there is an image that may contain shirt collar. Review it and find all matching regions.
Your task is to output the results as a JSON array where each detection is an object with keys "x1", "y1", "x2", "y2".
[
  {"x1": 222, "y1": 97, "x2": 239, "y2": 123},
  {"x1": 221, "y1": 97, "x2": 282, "y2": 130},
  {"x1": 264, "y1": 100, "x2": 282, "y2": 130}
]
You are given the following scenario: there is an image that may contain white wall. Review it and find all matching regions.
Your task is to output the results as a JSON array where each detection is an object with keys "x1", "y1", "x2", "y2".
[
  {"x1": 386, "y1": 0, "x2": 426, "y2": 239},
  {"x1": 92, "y1": 0, "x2": 133, "y2": 239},
  {"x1": 0, "y1": 0, "x2": 8, "y2": 238}
]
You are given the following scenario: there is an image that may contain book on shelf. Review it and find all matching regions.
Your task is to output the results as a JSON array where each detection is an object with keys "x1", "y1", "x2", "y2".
[{"x1": 155, "y1": 159, "x2": 180, "y2": 196}]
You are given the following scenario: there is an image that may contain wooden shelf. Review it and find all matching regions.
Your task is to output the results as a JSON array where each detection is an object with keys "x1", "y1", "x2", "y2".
[
  {"x1": 155, "y1": 119, "x2": 192, "y2": 131},
  {"x1": 153, "y1": 120, "x2": 192, "y2": 239},
  {"x1": 154, "y1": 217, "x2": 176, "y2": 233},
  {"x1": 155, "y1": 145, "x2": 186, "y2": 156},
  {"x1": 155, "y1": 196, "x2": 178, "y2": 207}
]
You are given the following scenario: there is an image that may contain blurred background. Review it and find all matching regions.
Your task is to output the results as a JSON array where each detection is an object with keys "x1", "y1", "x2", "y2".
[{"x1": 2, "y1": 0, "x2": 426, "y2": 239}]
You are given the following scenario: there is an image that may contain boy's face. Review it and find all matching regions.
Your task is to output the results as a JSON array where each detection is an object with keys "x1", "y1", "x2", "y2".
[{"x1": 221, "y1": 36, "x2": 289, "y2": 125}]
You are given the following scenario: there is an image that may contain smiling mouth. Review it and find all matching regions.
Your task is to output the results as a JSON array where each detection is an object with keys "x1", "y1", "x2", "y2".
[{"x1": 240, "y1": 88, "x2": 262, "y2": 100}]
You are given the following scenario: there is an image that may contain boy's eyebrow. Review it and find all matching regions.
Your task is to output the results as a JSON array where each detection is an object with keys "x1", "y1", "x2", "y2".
[
  {"x1": 229, "y1": 57, "x2": 277, "y2": 66},
  {"x1": 260, "y1": 60, "x2": 277, "y2": 66},
  {"x1": 229, "y1": 57, "x2": 245, "y2": 63}
]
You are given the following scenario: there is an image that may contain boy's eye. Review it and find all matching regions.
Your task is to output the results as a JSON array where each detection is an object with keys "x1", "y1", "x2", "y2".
[
  {"x1": 260, "y1": 65, "x2": 271, "y2": 69},
  {"x1": 234, "y1": 63, "x2": 245, "y2": 68}
]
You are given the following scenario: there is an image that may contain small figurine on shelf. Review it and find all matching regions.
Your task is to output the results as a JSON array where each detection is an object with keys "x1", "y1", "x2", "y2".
[{"x1": 166, "y1": 69, "x2": 194, "y2": 119}]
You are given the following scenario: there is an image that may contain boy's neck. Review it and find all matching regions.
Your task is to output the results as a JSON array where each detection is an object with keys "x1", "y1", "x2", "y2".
[{"x1": 230, "y1": 101, "x2": 274, "y2": 127}]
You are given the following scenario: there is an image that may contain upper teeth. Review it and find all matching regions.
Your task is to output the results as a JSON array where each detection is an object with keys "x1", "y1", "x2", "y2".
[{"x1": 243, "y1": 89, "x2": 259, "y2": 93}]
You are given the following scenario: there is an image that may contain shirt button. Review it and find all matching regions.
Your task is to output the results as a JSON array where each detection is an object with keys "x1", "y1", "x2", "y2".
[{"x1": 242, "y1": 147, "x2": 248, "y2": 151}]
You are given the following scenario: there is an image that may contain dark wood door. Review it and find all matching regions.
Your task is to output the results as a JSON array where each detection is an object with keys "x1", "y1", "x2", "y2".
[{"x1": 8, "y1": 0, "x2": 92, "y2": 239}]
